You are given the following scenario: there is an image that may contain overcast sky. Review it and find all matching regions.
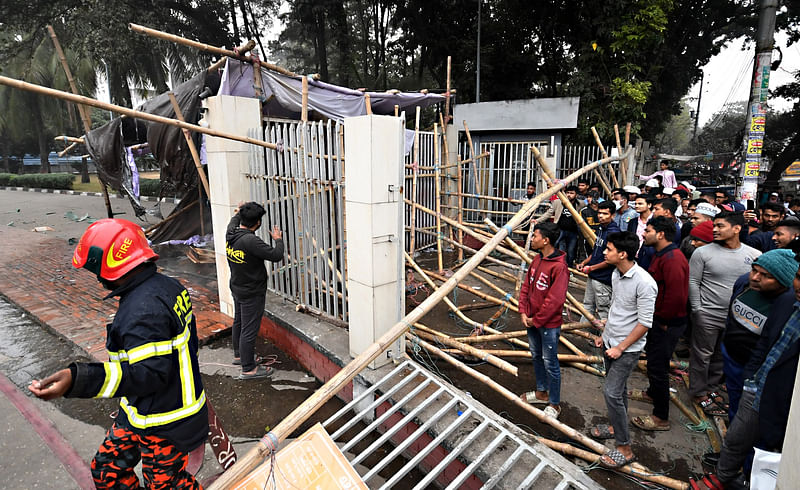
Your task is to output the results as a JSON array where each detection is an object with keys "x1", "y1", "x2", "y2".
[{"x1": 689, "y1": 32, "x2": 799, "y2": 128}]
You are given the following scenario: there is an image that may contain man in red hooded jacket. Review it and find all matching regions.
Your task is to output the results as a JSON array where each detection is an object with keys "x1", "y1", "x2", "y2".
[{"x1": 519, "y1": 222, "x2": 569, "y2": 419}]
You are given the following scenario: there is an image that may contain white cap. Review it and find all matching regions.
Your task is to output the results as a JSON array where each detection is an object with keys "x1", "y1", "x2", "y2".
[
  {"x1": 623, "y1": 185, "x2": 641, "y2": 195},
  {"x1": 663, "y1": 187, "x2": 676, "y2": 194},
  {"x1": 646, "y1": 178, "x2": 659, "y2": 188},
  {"x1": 679, "y1": 180, "x2": 696, "y2": 192},
  {"x1": 771, "y1": 192, "x2": 780, "y2": 197},
  {"x1": 695, "y1": 202, "x2": 720, "y2": 218}
]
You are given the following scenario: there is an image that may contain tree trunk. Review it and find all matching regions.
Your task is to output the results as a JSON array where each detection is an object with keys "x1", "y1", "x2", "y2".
[
  {"x1": 228, "y1": 0, "x2": 240, "y2": 43},
  {"x1": 81, "y1": 155, "x2": 90, "y2": 183},
  {"x1": 33, "y1": 100, "x2": 52, "y2": 174},
  {"x1": 315, "y1": 10, "x2": 329, "y2": 81},
  {"x1": 329, "y1": 1, "x2": 351, "y2": 87},
  {"x1": 1, "y1": 136, "x2": 9, "y2": 173}
]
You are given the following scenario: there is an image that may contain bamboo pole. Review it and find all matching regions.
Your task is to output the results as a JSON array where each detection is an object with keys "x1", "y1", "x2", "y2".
[
  {"x1": 207, "y1": 40, "x2": 256, "y2": 73},
  {"x1": 447, "y1": 113, "x2": 463, "y2": 260},
  {"x1": 452, "y1": 325, "x2": 589, "y2": 343},
  {"x1": 144, "y1": 200, "x2": 198, "y2": 235},
  {"x1": 463, "y1": 120, "x2": 486, "y2": 214},
  {"x1": 476, "y1": 265, "x2": 517, "y2": 283},
  {"x1": 301, "y1": 76, "x2": 309, "y2": 122},
  {"x1": 614, "y1": 124, "x2": 626, "y2": 185},
  {"x1": 251, "y1": 53, "x2": 263, "y2": 100},
  {"x1": 623, "y1": 123, "x2": 632, "y2": 185},
  {"x1": 129, "y1": 23, "x2": 298, "y2": 78},
  {"x1": 444, "y1": 56, "x2": 451, "y2": 125},
  {"x1": 423, "y1": 268, "x2": 519, "y2": 313},
  {"x1": 434, "y1": 123, "x2": 443, "y2": 273},
  {"x1": 0, "y1": 76, "x2": 281, "y2": 152},
  {"x1": 167, "y1": 93, "x2": 211, "y2": 198},
  {"x1": 443, "y1": 190, "x2": 526, "y2": 205},
  {"x1": 465, "y1": 269, "x2": 519, "y2": 306},
  {"x1": 591, "y1": 126, "x2": 619, "y2": 188},
  {"x1": 207, "y1": 152, "x2": 627, "y2": 490},
  {"x1": 58, "y1": 141, "x2": 79, "y2": 157},
  {"x1": 414, "y1": 228, "x2": 520, "y2": 270},
  {"x1": 532, "y1": 146, "x2": 597, "y2": 247},
  {"x1": 408, "y1": 334, "x2": 687, "y2": 490},
  {"x1": 593, "y1": 168, "x2": 613, "y2": 198},
  {"x1": 441, "y1": 349, "x2": 601, "y2": 364},
  {"x1": 364, "y1": 93, "x2": 372, "y2": 115},
  {"x1": 54, "y1": 135, "x2": 84, "y2": 144},
  {"x1": 410, "y1": 106, "x2": 421, "y2": 255},
  {"x1": 413, "y1": 330, "x2": 518, "y2": 376},
  {"x1": 47, "y1": 25, "x2": 115, "y2": 219}
]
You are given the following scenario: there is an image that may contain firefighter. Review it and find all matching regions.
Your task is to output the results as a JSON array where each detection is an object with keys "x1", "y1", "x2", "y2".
[{"x1": 29, "y1": 219, "x2": 208, "y2": 489}]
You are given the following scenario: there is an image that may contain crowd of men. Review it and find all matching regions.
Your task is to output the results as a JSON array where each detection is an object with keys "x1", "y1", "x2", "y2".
[{"x1": 521, "y1": 170, "x2": 800, "y2": 486}]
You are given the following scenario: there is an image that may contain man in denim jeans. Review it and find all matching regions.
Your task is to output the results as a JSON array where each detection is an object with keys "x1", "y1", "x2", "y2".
[
  {"x1": 591, "y1": 231, "x2": 657, "y2": 469},
  {"x1": 519, "y1": 222, "x2": 569, "y2": 420}
]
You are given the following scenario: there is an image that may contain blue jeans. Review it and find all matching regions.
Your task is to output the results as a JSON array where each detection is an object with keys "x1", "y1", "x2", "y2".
[
  {"x1": 721, "y1": 343, "x2": 744, "y2": 421},
  {"x1": 603, "y1": 349, "x2": 640, "y2": 447},
  {"x1": 527, "y1": 326, "x2": 561, "y2": 405},
  {"x1": 555, "y1": 230, "x2": 579, "y2": 267}
]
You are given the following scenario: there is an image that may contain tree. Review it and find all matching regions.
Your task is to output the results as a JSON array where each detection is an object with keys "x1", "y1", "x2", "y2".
[{"x1": 653, "y1": 99, "x2": 694, "y2": 154}]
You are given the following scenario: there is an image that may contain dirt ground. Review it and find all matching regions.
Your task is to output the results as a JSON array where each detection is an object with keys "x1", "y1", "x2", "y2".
[{"x1": 407, "y1": 248, "x2": 711, "y2": 489}]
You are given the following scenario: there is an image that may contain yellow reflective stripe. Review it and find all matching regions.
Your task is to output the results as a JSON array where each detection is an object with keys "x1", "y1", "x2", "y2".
[
  {"x1": 95, "y1": 362, "x2": 122, "y2": 399},
  {"x1": 127, "y1": 339, "x2": 173, "y2": 364},
  {"x1": 177, "y1": 341, "x2": 194, "y2": 405},
  {"x1": 107, "y1": 350, "x2": 128, "y2": 362},
  {"x1": 120, "y1": 391, "x2": 206, "y2": 429}
]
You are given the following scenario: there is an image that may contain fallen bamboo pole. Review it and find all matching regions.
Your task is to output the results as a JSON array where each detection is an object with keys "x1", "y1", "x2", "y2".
[
  {"x1": 476, "y1": 265, "x2": 517, "y2": 283},
  {"x1": 422, "y1": 268, "x2": 519, "y2": 313},
  {"x1": 614, "y1": 124, "x2": 626, "y2": 185},
  {"x1": 442, "y1": 190, "x2": 526, "y2": 204},
  {"x1": 466, "y1": 269, "x2": 519, "y2": 306},
  {"x1": 144, "y1": 199, "x2": 198, "y2": 236},
  {"x1": 413, "y1": 228, "x2": 521, "y2": 270},
  {"x1": 0, "y1": 76, "x2": 280, "y2": 151},
  {"x1": 408, "y1": 334, "x2": 688, "y2": 490},
  {"x1": 129, "y1": 23, "x2": 299, "y2": 78},
  {"x1": 440, "y1": 349, "x2": 601, "y2": 364},
  {"x1": 47, "y1": 25, "x2": 114, "y2": 219},
  {"x1": 413, "y1": 330, "x2": 518, "y2": 376},
  {"x1": 591, "y1": 126, "x2": 619, "y2": 188},
  {"x1": 167, "y1": 93, "x2": 211, "y2": 198},
  {"x1": 532, "y1": 145, "x2": 597, "y2": 248},
  {"x1": 208, "y1": 152, "x2": 627, "y2": 489}
]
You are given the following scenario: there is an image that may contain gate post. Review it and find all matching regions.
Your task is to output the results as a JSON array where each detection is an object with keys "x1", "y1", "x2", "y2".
[
  {"x1": 203, "y1": 95, "x2": 262, "y2": 317},
  {"x1": 344, "y1": 115, "x2": 405, "y2": 369}
]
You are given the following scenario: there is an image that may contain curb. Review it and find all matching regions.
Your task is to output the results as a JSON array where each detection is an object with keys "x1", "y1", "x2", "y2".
[{"x1": 0, "y1": 186, "x2": 181, "y2": 204}]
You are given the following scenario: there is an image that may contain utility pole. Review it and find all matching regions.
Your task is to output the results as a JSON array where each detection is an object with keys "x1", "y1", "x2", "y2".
[
  {"x1": 693, "y1": 71, "x2": 704, "y2": 141},
  {"x1": 738, "y1": 0, "x2": 778, "y2": 200},
  {"x1": 476, "y1": 0, "x2": 481, "y2": 103}
]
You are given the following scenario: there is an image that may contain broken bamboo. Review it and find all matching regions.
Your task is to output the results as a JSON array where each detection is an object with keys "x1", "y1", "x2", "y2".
[
  {"x1": 207, "y1": 152, "x2": 629, "y2": 490},
  {"x1": 167, "y1": 93, "x2": 211, "y2": 198},
  {"x1": 591, "y1": 126, "x2": 619, "y2": 188},
  {"x1": 413, "y1": 330, "x2": 518, "y2": 376}
]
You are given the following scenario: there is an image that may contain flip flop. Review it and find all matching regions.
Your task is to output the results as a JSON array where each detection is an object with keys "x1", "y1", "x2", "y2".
[
  {"x1": 232, "y1": 355, "x2": 266, "y2": 366},
  {"x1": 237, "y1": 365, "x2": 274, "y2": 380},
  {"x1": 631, "y1": 415, "x2": 670, "y2": 431},
  {"x1": 598, "y1": 449, "x2": 637, "y2": 469},
  {"x1": 521, "y1": 391, "x2": 549, "y2": 405},
  {"x1": 697, "y1": 395, "x2": 727, "y2": 417},
  {"x1": 589, "y1": 424, "x2": 615, "y2": 439},
  {"x1": 543, "y1": 405, "x2": 561, "y2": 419},
  {"x1": 628, "y1": 388, "x2": 654, "y2": 403}
]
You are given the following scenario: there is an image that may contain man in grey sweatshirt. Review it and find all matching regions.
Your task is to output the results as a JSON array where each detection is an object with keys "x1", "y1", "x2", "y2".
[{"x1": 688, "y1": 211, "x2": 761, "y2": 413}]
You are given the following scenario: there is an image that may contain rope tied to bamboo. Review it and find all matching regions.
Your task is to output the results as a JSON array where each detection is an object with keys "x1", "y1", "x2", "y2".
[{"x1": 686, "y1": 420, "x2": 713, "y2": 433}]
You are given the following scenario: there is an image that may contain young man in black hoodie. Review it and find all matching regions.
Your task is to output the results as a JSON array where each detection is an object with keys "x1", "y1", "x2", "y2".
[{"x1": 226, "y1": 202, "x2": 284, "y2": 379}]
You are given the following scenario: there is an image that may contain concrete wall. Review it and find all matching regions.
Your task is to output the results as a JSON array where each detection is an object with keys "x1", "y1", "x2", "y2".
[
  {"x1": 454, "y1": 97, "x2": 580, "y2": 132},
  {"x1": 203, "y1": 95, "x2": 262, "y2": 317}
]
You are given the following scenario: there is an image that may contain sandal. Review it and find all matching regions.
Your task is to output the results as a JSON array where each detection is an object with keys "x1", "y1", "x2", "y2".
[
  {"x1": 233, "y1": 355, "x2": 266, "y2": 366},
  {"x1": 237, "y1": 365, "x2": 274, "y2": 380},
  {"x1": 631, "y1": 415, "x2": 670, "y2": 431},
  {"x1": 708, "y1": 392, "x2": 729, "y2": 411},
  {"x1": 697, "y1": 394, "x2": 727, "y2": 417},
  {"x1": 628, "y1": 388, "x2": 653, "y2": 404},
  {"x1": 598, "y1": 449, "x2": 637, "y2": 469},
  {"x1": 521, "y1": 391, "x2": 549, "y2": 405},
  {"x1": 543, "y1": 405, "x2": 561, "y2": 419},
  {"x1": 589, "y1": 424, "x2": 615, "y2": 439}
]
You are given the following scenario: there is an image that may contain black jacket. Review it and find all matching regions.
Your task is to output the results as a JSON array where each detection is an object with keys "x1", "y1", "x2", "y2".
[
  {"x1": 226, "y1": 214, "x2": 284, "y2": 298},
  {"x1": 66, "y1": 263, "x2": 208, "y2": 452},
  {"x1": 743, "y1": 291, "x2": 800, "y2": 451}
]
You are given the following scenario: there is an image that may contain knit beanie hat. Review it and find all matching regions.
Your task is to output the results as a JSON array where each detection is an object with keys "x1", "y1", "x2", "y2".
[
  {"x1": 753, "y1": 249, "x2": 799, "y2": 288},
  {"x1": 689, "y1": 221, "x2": 714, "y2": 243}
]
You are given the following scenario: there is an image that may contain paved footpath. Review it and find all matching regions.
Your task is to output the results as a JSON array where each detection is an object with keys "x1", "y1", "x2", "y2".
[{"x1": 0, "y1": 197, "x2": 231, "y2": 361}]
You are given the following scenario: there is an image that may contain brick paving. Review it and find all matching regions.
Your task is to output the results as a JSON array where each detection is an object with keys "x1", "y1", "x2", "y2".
[{"x1": 0, "y1": 226, "x2": 230, "y2": 361}]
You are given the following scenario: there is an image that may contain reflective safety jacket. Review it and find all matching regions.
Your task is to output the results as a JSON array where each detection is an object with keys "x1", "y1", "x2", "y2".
[{"x1": 66, "y1": 263, "x2": 208, "y2": 452}]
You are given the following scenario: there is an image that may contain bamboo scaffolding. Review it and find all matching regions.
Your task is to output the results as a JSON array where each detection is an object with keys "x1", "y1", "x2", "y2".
[
  {"x1": 54, "y1": 135, "x2": 84, "y2": 144},
  {"x1": 453, "y1": 324, "x2": 590, "y2": 343},
  {"x1": 457, "y1": 301, "x2": 497, "y2": 312},
  {"x1": 364, "y1": 93, "x2": 372, "y2": 115},
  {"x1": 441, "y1": 204, "x2": 519, "y2": 216},
  {"x1": 129, "y1": 23, "x2": 299, "y2": 78},
  {"x1": 466, "y1": 269, "x2": 519, "y2": 306},
  {"x1": 442, "y1": 190, "x2": 526, "y2": 204},
  {"x1": 413, "y1": 330, "x2": 518, "y2": 375},
  {"x1": 476, "y1": 265, "x2": 517, "y2": 283},
  {"x1": 623, "y1": 123, "x2": 632, "y2": 185},
  {"x1": 301, "y1": 76, "x2": 309, "y2": 122},
  {"x1": 444, "y1": 56, "x2": 452, "y2": 125},
  {"x1": 408, "y1": 334, "x2": 688, "y2": 490},
  {"x1": 440, "y1": 348, "x2": 600, "y2": 364},
  {"x1": 208, "y1": 152, "x2": 627, "y2": 490},
  {"x1": 423, "y1": 268, "x2": 519, "y2": 313},
  {"x1": 57, "y1": 141, "x2": 80, "y2": 157},
  {"x1": 409, "y1": 106, "x2": 421, "y2": 255},
  {"x1": 532, "y1": 145, "x2": 597, "y2": 247},
  {"x1": 167, "y1": 93, "x2": 211, "y2": 198},
  {"x1": 413, "y1": 228, "x2": 520, "y2": 270},
  {"x1": 0, "y1": 76, "x2": 281, "y2": 153},
  {"x1": 591, "y1": 126, "x2": 619, "y2": 188}
]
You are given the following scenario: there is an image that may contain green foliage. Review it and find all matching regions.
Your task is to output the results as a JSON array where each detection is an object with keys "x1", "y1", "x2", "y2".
[
  {"x1": 138, "y1": 178, "x2": 161, "y2": 197},
  {"x1": 0, "y1": 173, "x2": 16, "y2": 186},
  {"x1": 9, "y1": 173, "x2": 74, "y2": 189}
]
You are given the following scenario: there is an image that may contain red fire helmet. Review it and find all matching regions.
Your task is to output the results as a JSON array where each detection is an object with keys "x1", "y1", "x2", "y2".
[{"x1": 72, "y1": 219, "x2": 158, "y2": 281}]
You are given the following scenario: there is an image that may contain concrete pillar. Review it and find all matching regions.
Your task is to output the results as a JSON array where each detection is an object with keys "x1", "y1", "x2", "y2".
[
  {"x1": 203, "y1": 95, "x2": 262, "y2": 317},
  {"x1": 344, "y1": 115, "x2": 405, "y2": 369}
]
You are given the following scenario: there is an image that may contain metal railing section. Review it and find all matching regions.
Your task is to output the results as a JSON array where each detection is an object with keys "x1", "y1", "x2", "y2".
[
  {"x1": 246, "y1": 119, "x2": 348, "y2": 324},
  {"x1": 323, "y1": 360, "x2": 591, "y2": 489},
  {"x1": 405, "y1": 130, "x2": 439, "y2": 252}
]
